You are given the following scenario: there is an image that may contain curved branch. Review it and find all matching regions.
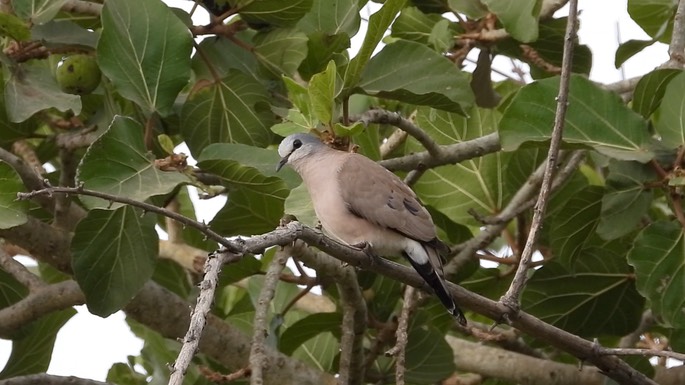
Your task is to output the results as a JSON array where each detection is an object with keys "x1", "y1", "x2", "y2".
[
  {"x1": 357, "y1": 110, "x2": 442, "y2": 157},
  {"x1": 0, "y1": 280, "x2": 84, "y2": 338},
  {"x1": 0, "y1": 374, "x2": 110, "y2": 385}
]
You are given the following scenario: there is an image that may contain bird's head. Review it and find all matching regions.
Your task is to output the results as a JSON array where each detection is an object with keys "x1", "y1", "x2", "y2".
[{"x1": 277, "y1": 133, "x2": 325, "y2": 172}]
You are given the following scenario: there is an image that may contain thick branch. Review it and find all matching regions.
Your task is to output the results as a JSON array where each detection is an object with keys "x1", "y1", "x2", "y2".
[
  {"x1": 0, "y1": 374, "x2": 110, "y2": 385},
  {"x1": 667, "y1": 0, "x2": 685, "y2": 67},
  {"x1": 0, "y1": 248, "x2": 44, "y2": 290},
  {"x1": 0, "y1": 280, "x2": 84, "y2": 338}
]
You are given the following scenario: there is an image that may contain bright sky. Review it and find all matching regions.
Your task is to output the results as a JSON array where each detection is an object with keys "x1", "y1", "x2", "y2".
[{"x1": 0, "y1": 0, "x2": 670, "y2": 381}]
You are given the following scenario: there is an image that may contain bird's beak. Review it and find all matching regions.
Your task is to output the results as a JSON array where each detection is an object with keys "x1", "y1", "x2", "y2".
[{"x1": 276, "y1": 155, "x2": 289, "y2": 172}]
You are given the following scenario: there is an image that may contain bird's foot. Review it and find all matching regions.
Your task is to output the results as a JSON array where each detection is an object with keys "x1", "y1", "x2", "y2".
[{"x1": 351, "y1": 241, "x2": 379, "y2": 265}]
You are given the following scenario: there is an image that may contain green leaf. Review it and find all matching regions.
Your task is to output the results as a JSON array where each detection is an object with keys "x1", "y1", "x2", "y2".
[
  {"x1": 391, "y1": 7, "x2": 449, "y2": 47},
  {"x1": 597, "y1": 161, "x2": 654, "y2": 240},
  {"x1": 72, "y1": 207, "x2": 158, "y2": 317},
  {"x1": 12, "y1": 0, "x2": 67, "y2": 24},
  {"x1": 192, "y1": 36, "x2": 259, "y2": 81},
  {"x1": 233, "y1": 0, "x2": 313, "y2": 28},
  {"x1": 180, "y1": 70, "x2": 275, "y2": 156},
  {"x1": 404, "y1": 323, "x2": 456, "y2": 384},
  {"x1": 280, "y1": 312, "x2": 342, "y2": 354},
  {"x1": 524, "y1": 248, "x2": 644, "y2": 336},
  {"x1": 343, "y1": 0, "x2": 407, "y2": 91},
  {"x1": 283, "y1": 182, "x2": 317, "y2": 226},
  {"x1": 31, "y1": 20, "x2": 99, "y2": 48},
  {"x1": 615, "y1": 39, "x2": 658, "y2": 69},
  {"x1": 254, "y1": 28, "x2": 308, "y2": 77},
  {"x1": 413, "y1": 107, "x2": 506, "y2": 225},
  {"x1": 628, "y1": 221, "x2": 685, "y2": 328},
  {"x1": 297, "y1": 0, "x2": 360, "y2": 36},
  {"x1": 0, "y1": 308, "x2": 75, "y2": 379},
  {"x1": 97, "y1": 0, "x2": 192, "y2": 116},
  {"x1": 218, "y1": 255, "x2": 262, "y2": 286},
  {"x1": 358, "y1": 40, "x2": 474, "y2": 114},
  {"x1": 481, "y1": 0, "x2": 539, "y2": 42},
  {"x1": 152, "y1": 259, "x2": 193, "y2": 299},
  {"x1": 632, "y1": 68, "x2": 681, "y2": 118},
  {"x1": 309, "y1": 60, "x2": 338, "y2": 124},
  {"x1": 197, "y1": 144, "x2": 292, "y2": 236},
  {"x1": 332, "y1": 121, "x2": 364, "y2": 137},
  {"x1": 76, "y1": 116, "x2": 190, "y2": 209},
  {"x1": 628, "y1": 0, "x2": 676, "y2": 42},
  {"x1": 0, "y1": 268, "x2": 27, "y2": 310},
  {"x1": 0, "y1": 161, "x2": 28, "y2": 229},
  {"x1": 653, "y1": 71, "x2": 685, "y2": 148},
  {"x1": 549, "y1": 186, "x2": 603, "y2": 267},
  {"x1": 0, "y1": 12, "x2": 30, "y2": 40},
  {"x1": 283, "y1": 76, "x2": 312, "y2": 116},
  {"x1": 5, "y1": 61, "x2": 81, "y2": 122},
  {"x1": 291, "y1": 331, "x2": 338, "y2": 371},
  {"x1": 271, "y1": 109, "x2": 317, "y2": 136},
  {"x1": 447, "y1": 0, "x2": 488, "y2": 19},
  {"x1": 499, "y1": 74, "x2": 653, "y2": 162},
  {"x1": 298, "y1": 32, "x2": 350, "y2": 80}
]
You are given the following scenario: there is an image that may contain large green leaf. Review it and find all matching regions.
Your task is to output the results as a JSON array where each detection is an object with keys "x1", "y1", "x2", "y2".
[
  {"x1": 627, "y1": 221, "x2": 685, "y2": 328},
  {"x1": 447, "y1": 0, "x2": 488, "y2": 19},
  {"x1": 404, "y1": 323, "x2": 456, "y2": 384},
  {"x1": 297, "y1": 0, "x2": 360, "y2": 36},
  {"x1": 0, "y1": 309, "x2": 75, "y2": 379},
  {"x1": 391, "y1": 7, "x2": 453, "y2": 48},
  {"x1": 0, "y1": 161, "x2": 28, "y2": 229},
  {"x1": 76, "y1": 116, "x2": 190, "y2": 209},
  {"x1": 254, "y1": 28, "x2": 308, "y2": 77},
  {"x1": 283, "y1": 182, "x2": 317, "y2": 226},
  {"x1": 499, "y1": 74, "x2": 653, "y2": 162},
  {"x1": 180, "y1": 70, "x2": 275, "y2": 157},
  {"x1": 31, "y1": 20, "x2": 99, "y2": 48},
  {"x1": 524, "y1": 248, "x2": 644, "y2": 336},
  {"x1": 615, "y1": 39, "x2": 658, "y2": 69},
  {"x1": 549, "y1": 186, "x2": 603, "y2": 267},
  {"x1": 232, "y1": 0, "x2": 313, "y2": 28},
  {"x1": 280, "y1": 312, "x2": 343, "y2": 354},
  {"x1": 309, "y1": 60, "x2": 338, "y2": 124},
  {"x1": 72, "y1": 206, "x2": 158, "y2": 317},
  {"x1": 5, "y1": 60, "x2": 81, "y2": 122},
  {"x1": 0, "y1": 12, "x2": 30, "y2": 41},
  {"x1": 653, "y1": 71, "x2": 685, "y2": 149},
  {"x1": 343, "y1": 0, "x2": 406, "y2": 91},
  {"x1": 632, "y1": 68, "x2": 681, "y2": 118},
  {"x1": 358, "y1": 40, "x2": 473, "y2": 114},
  {"x1": 192, "y1": 36, "x2": 259, "y2": 81},
  {"x1": 12, "y1": 0, "x2": 67, "y2": 24},
  {"x1": 597, "y1": 161, "x2": 654, "y2": 240},
  {"x1": 298, "y1": 32, "x2": 350, "y2": 80},
  {"x1": 412, "y1": 107, "x2": 506, "y2": 225},
  {"x1": 197, "y1": 144, "x2": 292, "y2": 236},
  {"x1": 291, "y1": 331, "x2": 338, "y2": 372},
  {"x1": 97, "y1": 0, "x2": 192, "y2": 116},
  {"x1": 481, "y1": 0, "x2": 539, "y2": 43},
  {"x1": 628, "y1": 0, "x2": 676, "y2": 42}
]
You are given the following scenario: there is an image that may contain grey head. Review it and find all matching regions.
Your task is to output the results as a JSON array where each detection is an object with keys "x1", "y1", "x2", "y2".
[{"x1": 277, "y1": 133, "x2": 326, "y2": 172}]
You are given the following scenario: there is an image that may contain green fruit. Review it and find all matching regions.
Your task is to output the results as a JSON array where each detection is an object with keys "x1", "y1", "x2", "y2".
[{"x1": 56, "y1": 54, "x2": 101, "y2": 95}]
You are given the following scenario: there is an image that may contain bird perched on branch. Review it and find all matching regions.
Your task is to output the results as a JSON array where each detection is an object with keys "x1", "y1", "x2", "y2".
[{"x1": 277, "y1": 133, "x2": 466, "y2": 325}]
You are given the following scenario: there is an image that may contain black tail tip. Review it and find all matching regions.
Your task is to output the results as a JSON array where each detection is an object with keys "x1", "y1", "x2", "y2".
[{"x1": 451, "y1": 307, "x2": 467, "y2": 326}]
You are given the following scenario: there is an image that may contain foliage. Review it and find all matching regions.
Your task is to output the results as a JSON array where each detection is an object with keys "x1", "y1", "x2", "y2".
[{"x1": 0, "y1": 0, "x2": 684, "y2": 384}]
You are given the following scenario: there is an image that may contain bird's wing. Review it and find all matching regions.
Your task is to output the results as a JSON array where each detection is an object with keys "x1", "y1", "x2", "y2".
[{"x1": 337, "y1": 153, "x2": 437, "y2": 242}]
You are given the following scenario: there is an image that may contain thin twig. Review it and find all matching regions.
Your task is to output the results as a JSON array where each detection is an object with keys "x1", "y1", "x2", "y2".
[
  {"x1": 356, "y1": 109, "x2": 443, "y2": 158},
  {"x1": 387, "y1": 286, "x2": 417, "y2": 385},
  {"x1": 18, "y1": 186, "x2": 239, "y2": 253},
  {"x1": 249, "y1": 249, "x2": 288, "y2": 385},
  {"x1": 593, "y1": 341, "x2": 685, "y2": 362},
  {"x1": 500, "y1": 0, "x2": 579, "y2": 313},
  {"x1": 168, "y1": 251, "x2": 241, "y2": 385}
]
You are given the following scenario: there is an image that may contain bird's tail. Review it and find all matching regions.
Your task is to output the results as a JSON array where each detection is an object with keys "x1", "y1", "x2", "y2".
[{"x1": 403, "y1": 248, "x2": 467, "y2": 326}]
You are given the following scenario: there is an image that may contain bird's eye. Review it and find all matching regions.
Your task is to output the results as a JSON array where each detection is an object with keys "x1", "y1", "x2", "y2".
[{"x1": 293, "y1": 139, "x2": 302, "y2": 149}]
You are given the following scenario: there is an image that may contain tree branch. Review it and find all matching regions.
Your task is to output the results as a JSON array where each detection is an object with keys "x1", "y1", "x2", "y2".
[
  {"x1": 168, "y1": 251, "x2": 241, "y2": 385},
  {"x1": 0, "y1": 248, "x2": 44, "y2": 290},
  {"x1": 667, "y1": 0, "x2": 685, "y2": 67},
  {"x1": 249, "y1": 250, "x2": 288, "y2": 385},
  {"x1": 500, "y1": 0, "x2": 579, "y2": 311},
  {"x1": 357, "y1": 109, "x2": 442, "y2": 158},
  {"x1": 387, "y1": 286, "x2": 417, "y2": 385},
  {"x1": 0, "y1": 280, "x2": 84, "y2": 338},
  {"x1": 0, "y1": 374, "x2": 110, "y2": 385},
  {"x1": 288, "y1": 242, "x2": 367, "y2": 385}
]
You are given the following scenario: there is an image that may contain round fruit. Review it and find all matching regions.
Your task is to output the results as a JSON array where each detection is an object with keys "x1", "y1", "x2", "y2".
[{"x1": 56, "y1": 54, "x2": 101, "y2": 95}]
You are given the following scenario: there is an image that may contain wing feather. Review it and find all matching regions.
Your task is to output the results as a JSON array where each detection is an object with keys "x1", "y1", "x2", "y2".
[{"x1": 337, "y1": 154, "x2": 436, "y2": 242}]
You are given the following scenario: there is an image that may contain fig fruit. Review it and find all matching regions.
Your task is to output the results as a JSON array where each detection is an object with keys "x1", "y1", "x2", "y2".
[{"x1": 56, "y1": 54, "x2": 101, "y2": 95}]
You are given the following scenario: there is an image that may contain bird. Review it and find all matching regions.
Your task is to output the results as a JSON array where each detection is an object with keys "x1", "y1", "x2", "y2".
[{"x1": 277, "y1": 133, "x2": 466, "y2": 325}]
